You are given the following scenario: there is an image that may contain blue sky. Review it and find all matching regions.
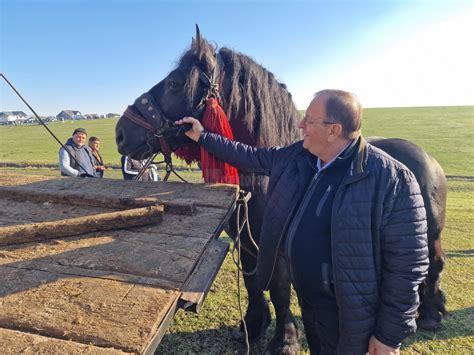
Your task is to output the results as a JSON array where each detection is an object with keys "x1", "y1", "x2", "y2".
[{"x1": 1, "y1": 0, "x2": 473, "y2": 116}]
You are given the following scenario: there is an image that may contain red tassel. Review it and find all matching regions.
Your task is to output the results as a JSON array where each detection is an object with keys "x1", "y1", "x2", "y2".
[
  {"x1": 174, "y1": 144, "x2": 200, "y2": 165},
  {"x1": 200, "y1": 98, "x2": 240, "y2": 184}
]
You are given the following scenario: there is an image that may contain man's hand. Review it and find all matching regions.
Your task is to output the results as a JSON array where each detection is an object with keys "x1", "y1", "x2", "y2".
[
  {"x1": 176, "y1": 117, "x2": 204, "y2": 142},
  {"x1": 368, "y1": 336, "x2": 399, "y2": 355}
]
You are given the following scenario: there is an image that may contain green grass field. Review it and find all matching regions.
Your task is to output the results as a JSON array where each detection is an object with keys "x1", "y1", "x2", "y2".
[
  {"x1": 0, "y1": 105, "x2": 473, "y2": 353},
  {"x1": 0, "y1": 105, "x2": 473, "y2": 176}
]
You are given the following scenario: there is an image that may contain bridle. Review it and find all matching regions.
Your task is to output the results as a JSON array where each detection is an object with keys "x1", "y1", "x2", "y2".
[{"x1": 122, "y1": 53, "x2": 224, "y2": 181}]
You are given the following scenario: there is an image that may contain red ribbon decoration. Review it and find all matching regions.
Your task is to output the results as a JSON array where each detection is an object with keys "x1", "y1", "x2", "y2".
[{"x1": 175, "y1": 98, "x2": 239, "y2": 185}]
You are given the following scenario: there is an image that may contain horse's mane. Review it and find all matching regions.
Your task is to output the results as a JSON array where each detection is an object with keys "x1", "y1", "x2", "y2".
[
  {"x1": 178, "y1": 38, "x2": 301, "y2": 148},
  {"x1": 219, "y1": 48, "x2": 302, "y2": 147}
]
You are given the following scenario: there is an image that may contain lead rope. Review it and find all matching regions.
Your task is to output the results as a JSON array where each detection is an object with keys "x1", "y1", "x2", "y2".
[
  {"x1": 135, "y1": 133, "x2": 189, "y2": 182},
  {"x1": 233, "y1": 190, "x2": 259, "y2": 355}
]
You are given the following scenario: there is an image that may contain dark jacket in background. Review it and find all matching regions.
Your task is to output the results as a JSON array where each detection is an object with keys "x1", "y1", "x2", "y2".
[
  {"x1": 60, "y1": 138, "x2": 97, "y2": 177},
  {"x1": 198, "y1": 132, "x2": 429, "y2": 353}
]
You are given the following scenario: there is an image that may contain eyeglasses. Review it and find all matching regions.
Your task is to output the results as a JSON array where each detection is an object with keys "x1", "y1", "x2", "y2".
[{"x1": 301, "y1": 116, "x2": 337, "y2": 125}]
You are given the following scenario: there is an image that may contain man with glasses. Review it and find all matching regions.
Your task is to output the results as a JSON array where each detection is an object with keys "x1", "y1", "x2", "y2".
[{"x1": 177, "y1": 89, "x2": 428, "y2": 355}]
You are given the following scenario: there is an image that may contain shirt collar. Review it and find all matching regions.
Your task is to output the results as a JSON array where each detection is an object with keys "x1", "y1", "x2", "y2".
[{"x1": 316, "y1": 138, "x2": 358, "y2": 172}]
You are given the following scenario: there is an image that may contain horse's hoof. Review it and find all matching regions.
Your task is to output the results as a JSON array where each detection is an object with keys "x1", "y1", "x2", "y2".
[
  {"x1": 263, "y1": 317, "x2": 299, "y2": 355},
  {"x1": 232, "y1": 300, "x2": 272, "y2": 342},
  {"x1": 417, "y1": 317, "x2": 441, "y2": 331},
  {"x1": 232, "y1": 313, "x2": 271, "y2": 342},
  {"x1": 263, "y1": 337, "x2": 300, "y2": 355}
]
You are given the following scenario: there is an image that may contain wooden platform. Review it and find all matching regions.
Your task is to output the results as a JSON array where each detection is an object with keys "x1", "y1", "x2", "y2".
[{"x1": 0, "y1": 174, "x2": 238, "y2": 354}]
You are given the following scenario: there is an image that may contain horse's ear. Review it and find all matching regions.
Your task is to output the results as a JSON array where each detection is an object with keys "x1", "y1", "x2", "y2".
[{"x1": 195, "y1": 24, "x2": 202, "y2": 49}]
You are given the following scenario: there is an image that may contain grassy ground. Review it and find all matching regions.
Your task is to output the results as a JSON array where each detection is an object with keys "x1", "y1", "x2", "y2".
[
  {"x1": 362, "y1": 106, "x2": 474, "y2": 177},
  {"x1": 0, "y1": 106, "x2": 473, "y2": 176}
]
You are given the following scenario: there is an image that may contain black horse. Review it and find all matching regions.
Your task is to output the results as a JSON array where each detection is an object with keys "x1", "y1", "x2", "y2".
[{"x1": 115, "y1": 28, "x2": 447, "y2": 352}]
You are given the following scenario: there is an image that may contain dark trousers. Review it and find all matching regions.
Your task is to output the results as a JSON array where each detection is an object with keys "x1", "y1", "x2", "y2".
[{"x1": 299, "y1": 296, "x2": 339, "y2": 355}]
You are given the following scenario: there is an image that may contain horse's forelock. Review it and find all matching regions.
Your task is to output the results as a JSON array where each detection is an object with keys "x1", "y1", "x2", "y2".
[{"x1": 184, "y1": 67, "x2": 201, "y2": 110}]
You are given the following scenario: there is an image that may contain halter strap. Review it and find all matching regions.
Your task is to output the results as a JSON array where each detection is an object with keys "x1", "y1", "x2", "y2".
[
  {"x1": 123, "y1": 53, "x2": 224, "y2": 135},
  {"x1": 123, "y1": 106, "x2": 156, "y2": 132}
]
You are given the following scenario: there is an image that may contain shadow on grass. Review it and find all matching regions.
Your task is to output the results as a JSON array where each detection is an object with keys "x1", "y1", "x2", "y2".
[
  {"x1": 157, "y1": 307, "x2": 474, "y2": 354},
  {"x1": 403, "y1": 307, "x2": 474, "y2": 348},
  {"x1": 156, "y1": 324, "x2": 274, "y2": 355},
  {"x1": 157, "y1": 313, "x2": 312, "y2": 355}
]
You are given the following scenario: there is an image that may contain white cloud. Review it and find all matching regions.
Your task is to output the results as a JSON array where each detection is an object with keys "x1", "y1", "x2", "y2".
[{"x1": 294, "y1": 7, "x2": 474, "y2": 109}]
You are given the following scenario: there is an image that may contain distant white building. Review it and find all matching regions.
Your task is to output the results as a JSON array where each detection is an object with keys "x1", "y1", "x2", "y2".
[
  {"x1": 0, "y1": 111, "x2": 28, "y2": 124},
  {"x1": 56, "y1": 110, "x2": 83, "y2": 121},
  {"x1": 106, "y1": 113, "x2": 120, "y2": 118},
  {"x1": 84, "y1": 113, "x2": 100, "y2": 119}
]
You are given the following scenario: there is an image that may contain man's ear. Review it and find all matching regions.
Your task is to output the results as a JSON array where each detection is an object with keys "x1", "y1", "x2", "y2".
[{"x1": 328, "y1": 123, "x2": 343, "y2": 142}]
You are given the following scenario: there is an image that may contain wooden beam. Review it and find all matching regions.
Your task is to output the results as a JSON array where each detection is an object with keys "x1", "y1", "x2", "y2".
[
  {"x1": 0, "y1": 206, "x2": 163, "y2": 246},
  {"x1": 0, "y1": 186, "x2": 196, "y2": 215},
  {"x1": 178, "y1": 239, "x2": 229, "y2": 313}
]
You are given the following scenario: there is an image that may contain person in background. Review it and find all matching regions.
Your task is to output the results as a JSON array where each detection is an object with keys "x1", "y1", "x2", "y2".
[
  {"x1": 177, "y1": 89, "x2": 429, "y2": 355},
  {"x1": 88, "y1": 136, "x2": 106, "y2": 178},
  {"x1": 59, "y1": 128, "x2": 98, "y2": 177},
  {"x1": 121, "y1": 155, "x2": 160, "y2": 181}
]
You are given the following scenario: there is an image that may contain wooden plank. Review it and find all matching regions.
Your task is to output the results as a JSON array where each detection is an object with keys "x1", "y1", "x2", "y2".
[
  {"x1": 0, "y1": 205, "x2": 229, "y2": 290},
  {"x1": 0, "y1": 199, "x2": 111, "y2": 226},
  {"x1": 2, "y1": 259, "x2": 181, "y2": 290},
  {"x1": 0, "y1": 229, "x2": 208, "y2": 289},
  {"x1": 7, "y1": 176, "x2": 239, "y2": 210},
  {"x1": 0, "y1": 205, "x2": 163, "y2": 246},
  {"x1": 179, "y1": 239, "x2": 229, "y2": 312},
  {"x1": 0, "y1": 174, "x2": 240, "y2": 352},
  {"x1": 0, "y1": 185, "x2": 196, "y2": 215},
  {"x1": 0, "y1": 328, "x2": 131, "y2": 354},
  {"x1": 142, "y1": 297, "x2": 180, "y2": 355},
  {"x1": 0, "y1": 266, "x2": 179, "y2": 353}
]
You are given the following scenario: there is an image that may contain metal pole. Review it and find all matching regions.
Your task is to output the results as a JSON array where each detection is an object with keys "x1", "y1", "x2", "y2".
[{"x1": 0, "y1": 73, "x2": 92, "y2": 175}]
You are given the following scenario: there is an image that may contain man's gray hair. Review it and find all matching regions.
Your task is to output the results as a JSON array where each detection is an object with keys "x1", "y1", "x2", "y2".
[{"x1": 315, "y1": 89, "x2": 362, "y2": 140}]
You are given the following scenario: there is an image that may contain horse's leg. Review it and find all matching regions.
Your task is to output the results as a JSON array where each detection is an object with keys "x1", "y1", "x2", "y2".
[
  {"x1": 238, "y1": 243, "x2": 272, "y2": 340},
  {"x1": 417, "y1": 236, "x2": 447, "y2": 330},
  {"x1": 417, "y1": 173, "x2": 448, "y2": 331},
  {"x1": 263, "y1": 254, "x2": 300, "y2": 355}
]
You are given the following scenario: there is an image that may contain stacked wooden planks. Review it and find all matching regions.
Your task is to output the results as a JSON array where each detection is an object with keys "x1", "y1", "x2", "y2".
[{"x1": 0, "y1": 175, "x2": 238, "y2": 354}]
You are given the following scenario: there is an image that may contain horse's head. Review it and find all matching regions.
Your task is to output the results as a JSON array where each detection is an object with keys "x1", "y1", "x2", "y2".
[{"x1": 116, "y1": 26, "x2": 220, "y2": 159}]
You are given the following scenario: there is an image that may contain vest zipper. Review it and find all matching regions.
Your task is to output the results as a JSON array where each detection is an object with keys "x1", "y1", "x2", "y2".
[
  {"x1": 263, "y1": 154, "x2": 318, "y2": 290},
  {"x1": 315, "y1": 184, "x2": 332, "y2": 217},
  {"x1": 284, "y1": 172, "x2": 321, "y2": 291}
]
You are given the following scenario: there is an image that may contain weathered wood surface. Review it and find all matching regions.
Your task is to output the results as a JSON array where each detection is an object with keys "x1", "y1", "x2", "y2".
[
  {"x1": 0, "y1": 205, "x2": 163, "y2": 246},
  {"x1": 0, "y1": 267, "x2": 178, "y2": 353},
  {"x1": 0, "y1": 174, "x2": 238, "y2": 353},
  {"x1": 0, "y1": 185, "x2": 196, "y2": 215},
  {"x1": 0, "y1": 328, "x2": 130, "y2": 354}
]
